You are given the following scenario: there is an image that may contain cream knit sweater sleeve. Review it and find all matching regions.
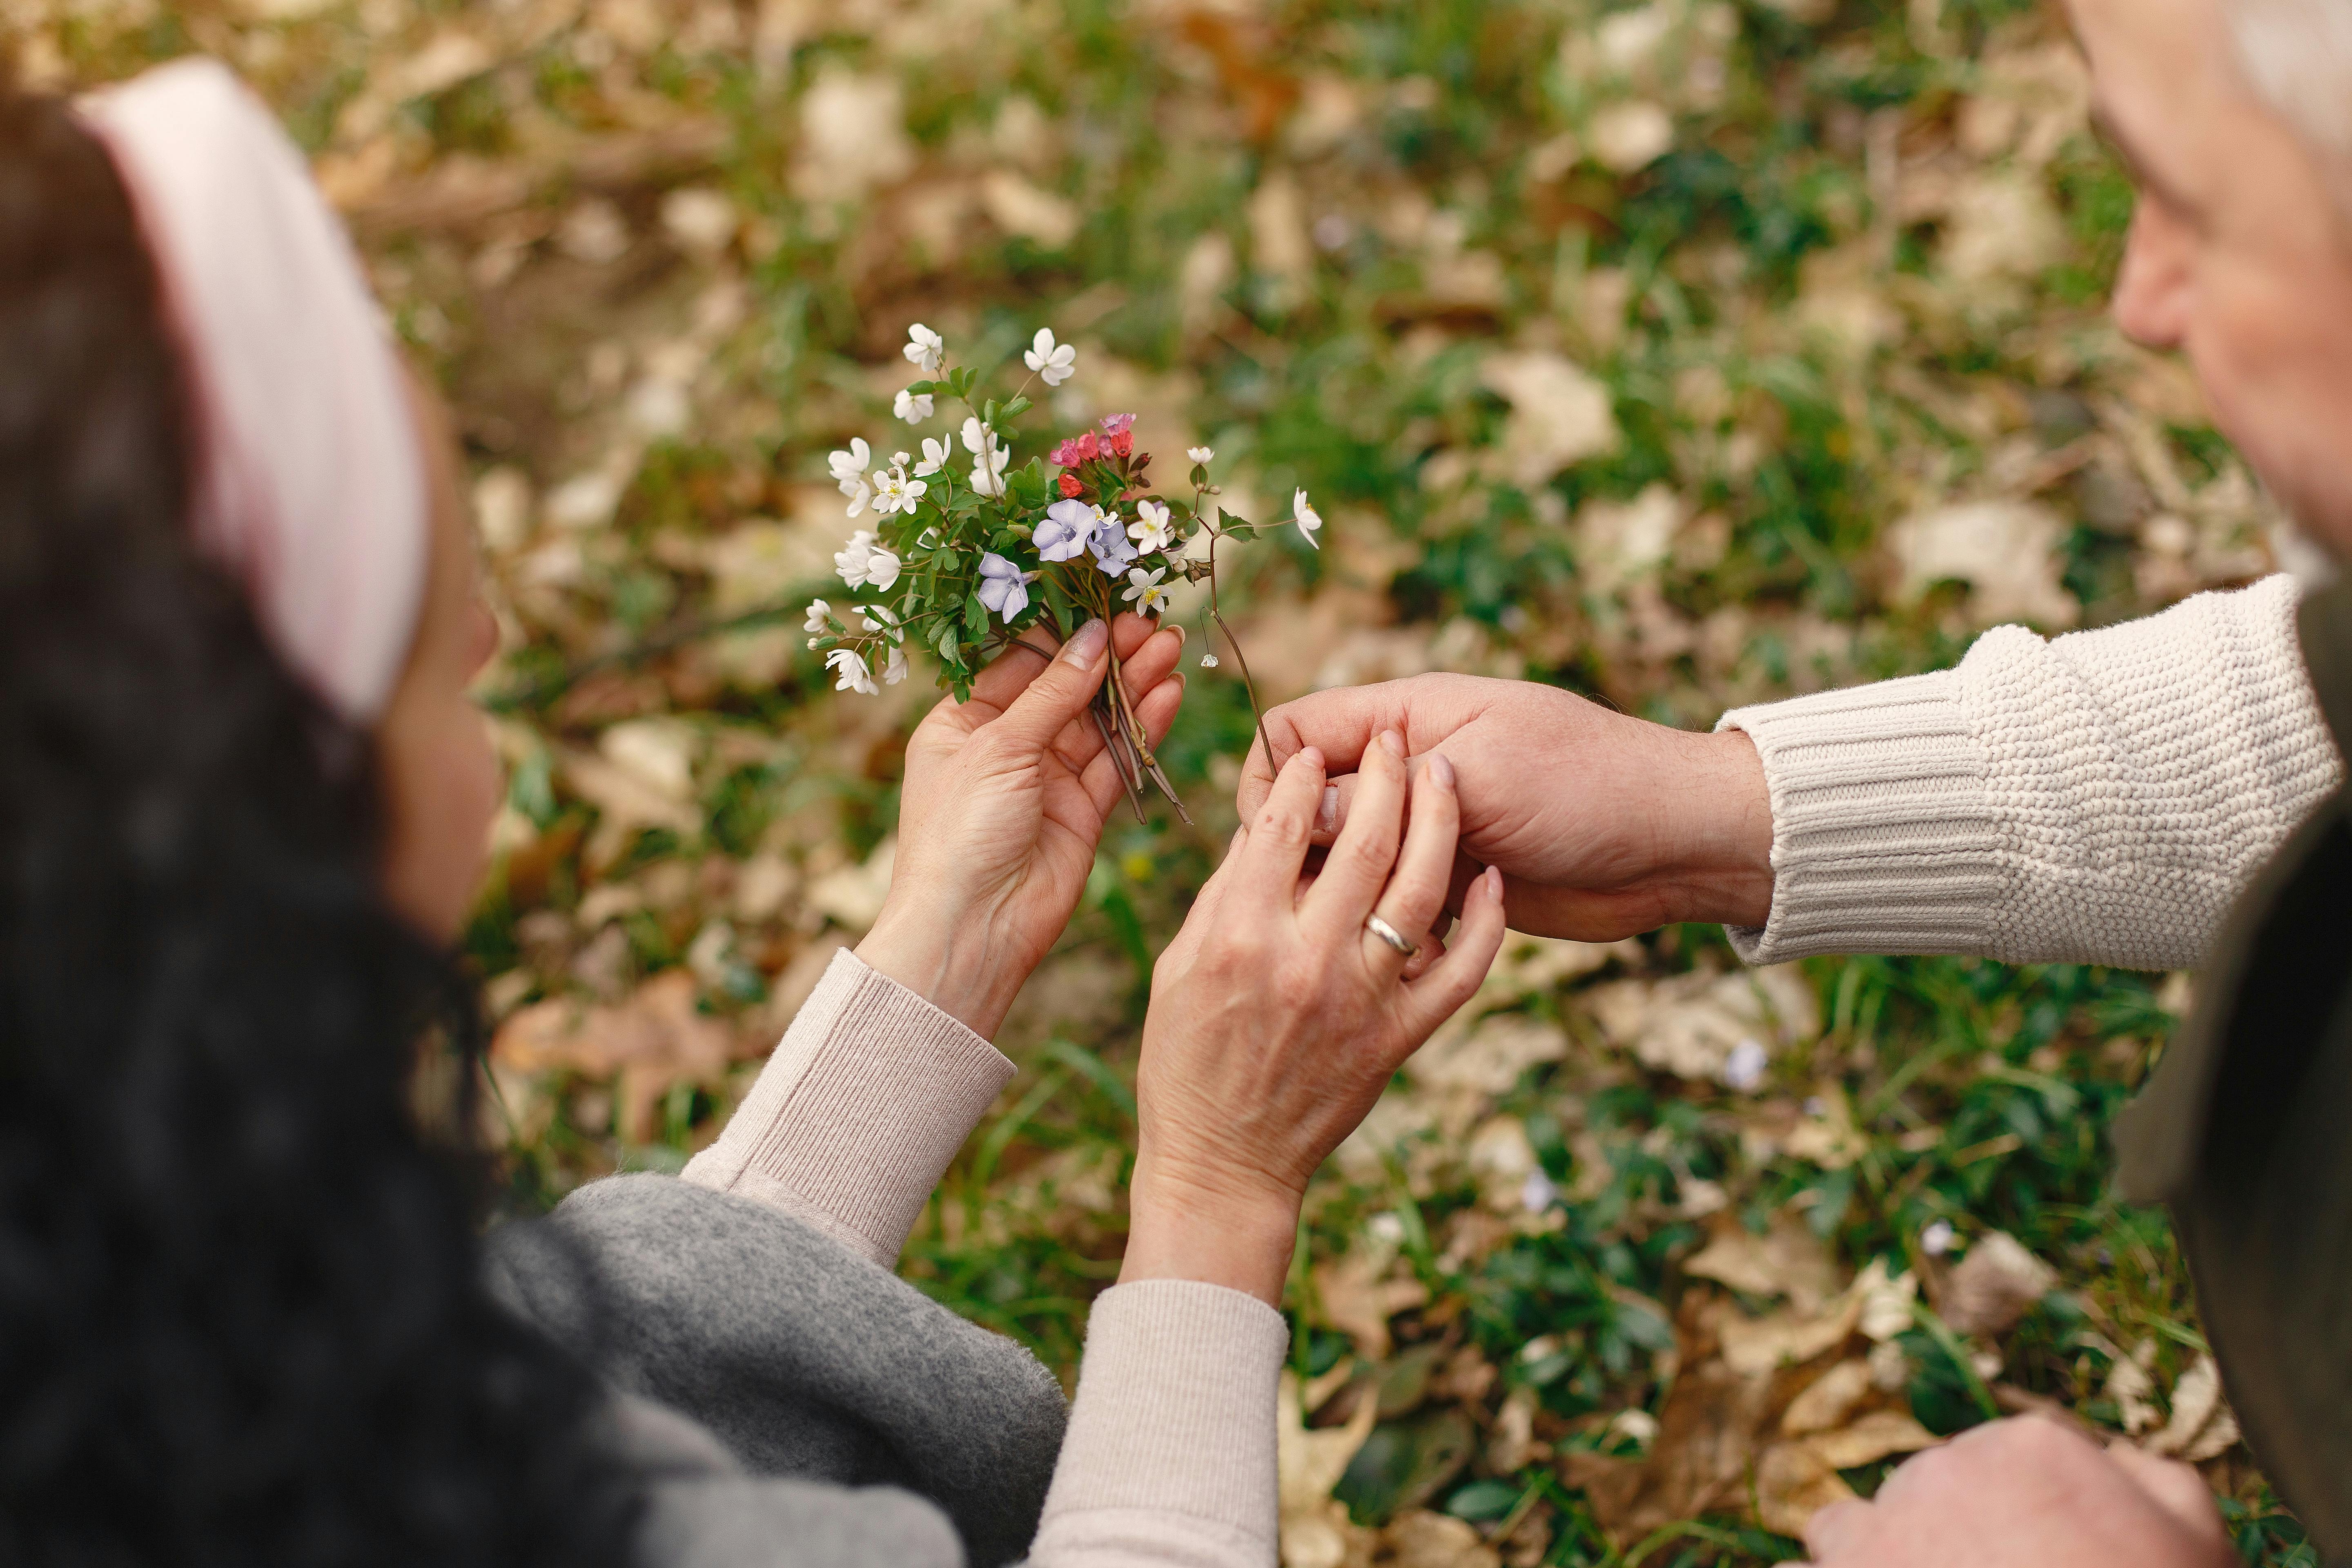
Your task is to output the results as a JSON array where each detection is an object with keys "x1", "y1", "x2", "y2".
[
  {"x1": 1715, "y1": 575, "x2": 2342, "y2": 969},
  {"x1": 683, "y1": 949, "x2": 1287, "y2": 1568}
]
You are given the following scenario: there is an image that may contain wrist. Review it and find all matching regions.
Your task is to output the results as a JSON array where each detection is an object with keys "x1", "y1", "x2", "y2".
[
  {"x1": 1676, "y1": 726, "x2": 1775, "y2": 929},
  {"x1": 855, "y1": 906, "x2": 1023, "y2": 1038},
  {"x1": 1121, "y1": 1150, "x2": 1301, "y2": 1306}
]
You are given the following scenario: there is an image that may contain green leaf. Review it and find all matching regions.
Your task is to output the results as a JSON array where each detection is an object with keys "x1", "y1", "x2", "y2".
[
  {"x1": 905, "y1": 379, "x2": 937, "y2": 395},
  {"x1": 982, "y1": 398, "x2": 1000, "y2": 425},
  {"x1": 1001, "y1": 394, "x2": 1031, "y2": 419},
  {"x1": 1222, "y1": 521, "x2": 1257, "y2": 541}
]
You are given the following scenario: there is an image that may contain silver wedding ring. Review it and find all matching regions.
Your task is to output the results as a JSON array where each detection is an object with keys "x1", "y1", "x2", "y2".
[{"x1": 1365, "y1": 913, "x2": 1419, "y2": 958}]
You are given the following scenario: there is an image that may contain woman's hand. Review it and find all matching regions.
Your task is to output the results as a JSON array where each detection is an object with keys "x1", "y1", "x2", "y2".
[
  {"x1": 1121, "y1": 733, "x2": 1509, "y2": 1303},
  {"x1": 856, "y1": 614, "x2": 1185, "y2": 1038}
]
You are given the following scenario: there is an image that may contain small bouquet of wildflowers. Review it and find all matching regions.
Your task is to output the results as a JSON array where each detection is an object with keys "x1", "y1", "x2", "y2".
[{"x1": 805, "y1": 322, "x2": 1324, "y2": 821}]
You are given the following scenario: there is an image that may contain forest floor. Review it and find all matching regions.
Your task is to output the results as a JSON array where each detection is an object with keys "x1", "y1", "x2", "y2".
[{"x1": 25, "y1": 0, "x2": 2314, "y2": 1560}]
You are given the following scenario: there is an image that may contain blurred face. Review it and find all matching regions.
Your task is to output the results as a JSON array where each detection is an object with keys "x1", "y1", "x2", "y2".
[
  {"x1": 376, "y1": 372, "x2": 502, "y2": 942},
  {"x1": 2071, "y1": 0, "x2": 2352, "y2": 553}
]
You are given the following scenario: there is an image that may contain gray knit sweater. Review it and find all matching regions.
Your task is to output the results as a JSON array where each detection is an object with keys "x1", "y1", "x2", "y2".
[{"x1": 485, "y1": 951, "x2": 1290, "y2": 1568}]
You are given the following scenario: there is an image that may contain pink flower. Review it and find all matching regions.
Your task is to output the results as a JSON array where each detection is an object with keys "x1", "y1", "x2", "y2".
[
  {"x1": 1048, "y1": 430, "x2": 1103, "y2": 467},
  {"x1": 1109, "y1": 429, "x2": 1133, "y2": 457},
  {"x1": 1099, "y1": 412, "x2": 1137, "y2": 437},
  {"x1": 1058, "y1": 472, "x2": 1085, "y2": 498}
]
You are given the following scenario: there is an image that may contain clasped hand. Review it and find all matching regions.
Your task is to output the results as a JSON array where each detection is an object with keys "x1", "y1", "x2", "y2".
[{"x1": 864, "y1": 619, "x2": 1507, "y2": 1305}]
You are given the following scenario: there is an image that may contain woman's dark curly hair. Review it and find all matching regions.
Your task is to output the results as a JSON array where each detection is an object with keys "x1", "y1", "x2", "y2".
[{"x1": 0, "y1": 86, "x2": 640, "y2": 1565}]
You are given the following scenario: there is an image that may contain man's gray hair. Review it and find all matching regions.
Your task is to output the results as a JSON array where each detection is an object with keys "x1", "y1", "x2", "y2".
[{"x1": 2229, "y1": 0, "x2": 2352, "y2": 169}]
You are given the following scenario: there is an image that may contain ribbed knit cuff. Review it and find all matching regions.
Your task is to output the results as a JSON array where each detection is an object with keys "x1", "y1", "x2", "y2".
[
  {"x1": 1716, "y1": 670, "x2": 2007, "y2": 964},
  {"x1": 1033, "y1": 1279, "x2": 1287, "y2": 1559},
  {"x1": 680, "y1": 949, "x2": 1012, "y2": 1266}
]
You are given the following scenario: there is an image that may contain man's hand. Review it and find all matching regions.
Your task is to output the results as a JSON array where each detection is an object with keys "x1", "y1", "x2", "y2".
[
  {"x1": 1801, "y1": 1417, "x2": 2237, "y2": 1568},
  {"x1": 1236, "y1": 674, "x2": 1774, "y2": 940}
]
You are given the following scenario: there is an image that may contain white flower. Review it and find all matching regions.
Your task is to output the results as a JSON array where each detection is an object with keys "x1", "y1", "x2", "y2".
[
  {"x1": 1921, "y1": 1219, "x2": 1956, "y2": 1258},
  {"x1": 1186, "y1": 445, "x2": 1215, "y2": 464},
  {"x1": 1292, "y1": 488, "x2": 1323, "y2": 550},
  {"x1": 1036, "y1": 499, "x2": 1096, "y2": 562},
  {"x1": 883, "y1": 644, "x2": 909, "y2": 686},
  {"x1": 1721, "y1": 1037, "x2": 1768, "y2": 1092},
  {"x1": 961, "y1": 416, "x2": 993, "y2": 455},
  {"x1": 860, "y1": 604, "x2": 903, "y2": 639},
  {"x1": 863, "y1": 548, "x2": 902, "y2": 590},
  {"x1": 835, "y1": 530, "x2": 876, "y2": 586},
  {"x1": 915, "y1": 436, "x2": 951, "y2": 477},
  {"x1": 1122, "y1": 566, "x2": 1170, "y2": 615},
  {"x1": 977, "y1": 552, "x2": 1031, "y2": 620},
  {"x1": 827, "y1": 438, "x2": 871, "y2": 490},
  {"x1": 903, "y1": 322, "x2": 945, "y2": 375},
  {"x1": 971, "y1": 440, "x2": 1011, "y2": 497},
  {"x1": 871, "y1": 468, "x2": 927, "y2": 517},
  {"x1": 803, "y1": 599, "x2": 833, "y2": 633},
  {"x1": 1127, "y1": 499, "x2": 1176, "y2": 554},
  {"x1": 1200, "y1": 653, "x2": 1219, "y2": 668},
  {"x1": 826, "y1": 646, "x2": 878, "y2": 695},
  {"x1": 894, "y1": 387, "x2": 934, "y2": 424},
  {"x1": 1521, "y1": 1169, "x2": 1560, "y2": 1214},
  {"x1": 844, "y1": 478, "x2": 871, "y2": 519},
  {"x1": 1023, "y1": 327, "x2": 1077, "y2": 387}
]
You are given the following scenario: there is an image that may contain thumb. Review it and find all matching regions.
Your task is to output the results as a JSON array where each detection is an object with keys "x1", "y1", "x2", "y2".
[{"x1": 989, "y1": 617, "x2": 1111, "y2": 751}]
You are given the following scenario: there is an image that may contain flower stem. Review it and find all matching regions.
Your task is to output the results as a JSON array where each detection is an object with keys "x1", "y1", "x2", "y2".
[{"x1": 1204, "y1": 526, "x2": 1278, "y2": 779}]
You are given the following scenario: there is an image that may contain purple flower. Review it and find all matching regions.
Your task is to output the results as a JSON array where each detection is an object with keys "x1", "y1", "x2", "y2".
[
  {"x1": 1088, "y1": 512, "x2": 1138, "y2": 576},
  {"x1": 1036, "y1": 499, "x2": 1096, "y2": 562},
  {"x1": 1098, "y1": 412, "x2": 1137, "y2": 437},
  {"x1": 978, "y1": 552, "x2": 1031, "y2": 620}
]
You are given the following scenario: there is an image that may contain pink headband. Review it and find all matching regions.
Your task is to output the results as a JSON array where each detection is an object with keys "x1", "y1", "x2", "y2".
[{"x1": 77, "y1": 59, "x2": 428, "y2": 722}]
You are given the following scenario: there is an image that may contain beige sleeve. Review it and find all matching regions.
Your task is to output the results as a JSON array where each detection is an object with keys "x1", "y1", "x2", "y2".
[
  {"x1": 681, "y1": 947, "x2": 1013, "y2": 1267},
  {"x1": 688, "y1": 951, "x2": 1292, "y2": 1565},
  {"x1": 1717, "y1": 574, "x2": 2341, "y2": 969},
  {"x1": 1026, "y1": 1280, "x2": 1291, "y2": 1568}
]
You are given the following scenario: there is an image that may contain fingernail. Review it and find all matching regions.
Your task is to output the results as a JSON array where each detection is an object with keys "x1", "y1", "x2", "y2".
[
  {"x1": 1484, "y1": 865, "x2": 1503, "y2": 897},
  {"x1": 1318, "y1": 786, "x2": 1339, "y2": 833},
  {"x1": 1379, "y1": 729, "x2": 1404, "y2": 759},
  {"x1": 1298, "y1": 746, "x2": 1325, "y2": 773},
  {"x1": 1170, "y1": 624, "x2": 1187, "y2": 649},
  {"x1": 1062, "y1": 619, "x2": 1107, "y2": 666},
  {"x1": 1429, "y1": 752, "x2": 1456, "y2": 789}
]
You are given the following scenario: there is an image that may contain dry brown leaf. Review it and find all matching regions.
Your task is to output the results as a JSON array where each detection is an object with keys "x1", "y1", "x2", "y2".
[
  {"x1": 1780, "y1": 1359, "x2": 1874, "y2": 1435},
  {"x1": 1940, "y1": 1231, "x2": 2057, "y2": 1336},
  {"x1": 1379, "y1": 1510, "x2": 1501, "y2": 1568},
  {"x1": 1716, "y1": 1287, "x2": 1864, "y2": 1378},
  {"x1": 1684, "y1": 1210, "x2": 1841, "y2": 1315},
  {"x1": 1409, "y1": 1014, "x2": 1570, "y2": 1099},
  {"x1": 491, "y1": 970, "x2": 739, "y2": 1141},
  {"x1": 1582, "y1": 966, "x2": 1817, "y2": 1086},
  {"x1": 1313, "y1": 1250, "x2": 1431, "y2": 1361},
  {"x1": 1783, "y1": 1090, "x2": 1869, "y2": 1170},
  {"x1": 2141, "y1": 1353, "x2": 2239, "y2": 1461},
  {"x1": 1754, "y1": 1440, "x2": 1855, "y2": 1537},
  {"x1": 1886, "y1": 500, "x2": 2080, "y2": 629},
  {"x1": 1280, "y1": 1371, "x2": 1379, "y2": 1568},
  {"x1": 1479, "y1": 351, "x2": 1621, "y2": 488},
  {"x1": 1802, "y1": 1408, "x2": 1941, "y2": 1470}
]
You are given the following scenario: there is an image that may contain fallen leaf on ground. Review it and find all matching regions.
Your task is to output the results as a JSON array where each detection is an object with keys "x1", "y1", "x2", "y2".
[
  {"x1": 1684, "y1": 1209, "x2": 1841, "y2": 1315},
  {"x1": 1940, "y1": 1230, "x2": 2056, "y2": 1336},
  {"x1": 1886, "y1": 500, "x2": 2079, "y2": 629},
  {"x1": 1379, "y1": 1510, "x2": 1501, "y2": 1568},
  {"x1": 1314, "y1": 1249, "x2": 1432, "y2": 1361},
  {"x1": 492, "y1": 969, "x2": 740, "y2": 1141},
  {"x1": 1280, "y1": 1371, "x2": 1379, "y2": 1568},
  {"x1": 2141, "y1": 1353, "x2": 2239, "y2": 1462}
]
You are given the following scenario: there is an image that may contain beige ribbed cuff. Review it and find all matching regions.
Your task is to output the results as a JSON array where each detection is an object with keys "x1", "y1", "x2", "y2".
[
  {"x1": 1030, "y1": 1280, "x2": 1290, "y2": 1566},
  {"x1": 681, "y1": 948, "x2": 1013, "y2": 1266},
  {"x1": 1716, "y1": 669, "x2": 2004, "y2": 964}
]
